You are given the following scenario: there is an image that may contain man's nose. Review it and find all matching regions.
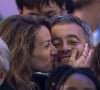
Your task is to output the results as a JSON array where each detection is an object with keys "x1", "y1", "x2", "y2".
[{"x1": 61, "y1": 43, "x2": 71, "y2": 52}]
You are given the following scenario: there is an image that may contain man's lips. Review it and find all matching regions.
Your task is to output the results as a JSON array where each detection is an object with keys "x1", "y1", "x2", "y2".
[
  {"x1": 54, "y1": 54, "x2": 71, "y2": 67},
  {"x1": 60, "y1": 54, "x2": 71, "y2": 59},
  {"x1": 57, "y1": 55, "x2": 71, "y2": 65},
  {"x1": 59, "y1": 51, "x2": 72, "y2": 59}
]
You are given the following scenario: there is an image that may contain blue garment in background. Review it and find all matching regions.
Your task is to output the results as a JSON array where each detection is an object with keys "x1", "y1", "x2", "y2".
[{"x1": 93, "y1": 24, "x2": 100, "y2": 46}]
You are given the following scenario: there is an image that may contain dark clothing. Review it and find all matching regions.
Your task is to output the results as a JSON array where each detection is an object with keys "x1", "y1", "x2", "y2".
[
  {"x1": 32, "y1": 73, "x2": 48, "y2": 90},
  {"x1": 0, "y1": 80, "x2": 14, "y2": 90},
  {"x1": 0, "y1": 74, "x2": 48, "y2": 90}
]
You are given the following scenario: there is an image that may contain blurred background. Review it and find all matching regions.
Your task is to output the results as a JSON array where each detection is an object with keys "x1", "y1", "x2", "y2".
[{"x1": 0, "y1": 0, "x2": 18, "y2": 19}]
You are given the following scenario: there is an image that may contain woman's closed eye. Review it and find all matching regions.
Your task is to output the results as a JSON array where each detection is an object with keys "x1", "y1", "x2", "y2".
[{"x1": 44, "y1": 42, "x2": 51, "y2": 48}]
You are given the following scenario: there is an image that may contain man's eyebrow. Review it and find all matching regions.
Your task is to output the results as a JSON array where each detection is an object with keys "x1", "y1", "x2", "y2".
[
  {"x1": 52, "y1": 35, "x2": 80, "y2": 41},
  {"x1": 66, "y1": 35, "x2": 80, "y2": 41}
]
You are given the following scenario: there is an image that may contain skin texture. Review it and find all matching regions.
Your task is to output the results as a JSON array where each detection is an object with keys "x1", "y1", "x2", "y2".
[
  {"x1": 60, "y1": 73, "x2": 96, "y2": 90},
  {"x1": 51, "y1": 23, "x2": 87, "y2": 66},
  {"x1": 32, "y1": 26, "x2": 57, "y2": 73}
]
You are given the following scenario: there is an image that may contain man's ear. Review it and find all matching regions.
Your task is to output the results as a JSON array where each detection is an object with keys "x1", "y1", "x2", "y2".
[{"x1": 0, "y1": 71, "x2": 7, "y2": 85}]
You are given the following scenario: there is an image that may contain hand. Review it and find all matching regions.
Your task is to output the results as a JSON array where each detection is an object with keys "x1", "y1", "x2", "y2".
[{"x1": 69, "y1": 43, "x2": 93, "y2": 67}]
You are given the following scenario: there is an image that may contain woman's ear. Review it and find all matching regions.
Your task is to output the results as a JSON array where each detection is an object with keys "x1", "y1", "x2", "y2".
[{"x1": 0, "y1": 71, "x2": 7, "y2": 85}]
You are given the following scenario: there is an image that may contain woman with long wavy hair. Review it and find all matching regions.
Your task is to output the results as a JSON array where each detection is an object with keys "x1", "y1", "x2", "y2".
[{"x1": 0, "y1": 15, "x2": 57, "y2": 90}]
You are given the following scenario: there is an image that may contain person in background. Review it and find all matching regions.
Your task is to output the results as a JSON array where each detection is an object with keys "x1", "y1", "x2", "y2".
[
  {"x1": 55, "y1": 0, "x2": 66, "y2": 13},
  {"x1": 55, "y1": 0, "x2": 75, "y2": 14},
  {"x1": 0, "y1": 15, "x2": 57, "y2": 90},
  {"x1": 0, "y1": 38, "x2": 10, "y2": 86},
  {"x1": 72, "y1": 0, "x2": 100, "y2": 46},
  {"x1": 50, "y1": 13, "x2": 94, "y2": 67},
  {"x1": 90, "y1": 42, "x2": 100, "y2": 82},
  {"x1": 15, "y1": 0, "x2": 61, "y2": 18},
  {"x1": 46, "y1": 65, "x2": 100, "y2": 90}
]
